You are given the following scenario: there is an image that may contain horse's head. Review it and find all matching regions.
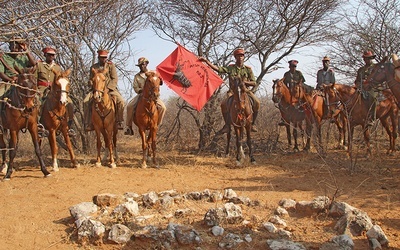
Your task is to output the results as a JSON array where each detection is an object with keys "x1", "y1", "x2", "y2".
[
  {"x1": 290, "y1": 80, "x2": 304, "y2": 100},
  {"x1": 144, "y1": 71, "x2": 162, "y2": 101},
  {"x1": 15, "y1": 66, "x2": 38, "y2": 110},
  {"x1": 366, "y1": 56, "x2": 394, "y2": 87},
  {"x1": 52, "y1": 69, "x2": 71, "y2": 105},
  {"x1": 91, "y1": 67, "x2": 108, "y2": 103},
  {"x1": 272, "y1": 78, "x2": 287, "y2": 103}
]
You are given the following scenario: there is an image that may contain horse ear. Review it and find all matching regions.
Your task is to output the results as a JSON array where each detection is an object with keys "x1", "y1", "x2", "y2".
[{"x1": 64, "y1": 69, "x2": 71, "y2": 77}]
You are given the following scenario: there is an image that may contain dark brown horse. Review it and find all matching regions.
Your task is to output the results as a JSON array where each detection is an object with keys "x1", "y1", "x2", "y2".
[
  {"x1": 366, "y1": 56, "x2": 400, "y2": 103},
  {"x1": 291, "y1": 81, "x2": 348, "y2": 150},
  {"x1": 323, "y1": 83, "x2": 398, "y2": 156},
  {"x1": 0, "y1": 66, "x2": 51, "y2": 180},
  {"x1": 39, "y1": 69, "x2": 79, "y2": 171},
  {"x1": 226, "y1": 76, "x2": 255, "y2": 165},
  {"x1": 272, "y1": 78, "x2": 312, "y2": 151},
  {"x1": 91, "y1": 67, "x2": 117, "y2": 168},
  {"x1": 133, "y1": 71, "x2": 162, "y2": 168}
]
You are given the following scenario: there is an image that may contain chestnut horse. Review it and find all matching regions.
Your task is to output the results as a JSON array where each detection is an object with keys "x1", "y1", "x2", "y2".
[
  {"x1": 291, "y1": 81, "x2": 348, "y2": 150},
  {"x1": 39, "y1": 69, "x2": 79, "y2": 171},
  {"x1": 91, "y1": 67, "x2": 117, "y2": 168},
  {"x1": 226, "y1": 76, "x2": 255, "y2": 165},
  {"x1": 0, "y1": 66, "x2": 51, "y2": 180},
  {"x1": 272, "y1": 78, "x2": 312, "y2": 151},
  {"x1": 323, "y1": 83, "x2": 398, "y2": 157},
  {"x1": 133, "y1": 71, "x2": 162, "y2": 168}
]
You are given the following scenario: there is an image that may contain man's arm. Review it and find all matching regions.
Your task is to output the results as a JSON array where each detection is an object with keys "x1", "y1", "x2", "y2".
[{"x1": 198, "y1": 57, "x2": 219, "y2": 72}]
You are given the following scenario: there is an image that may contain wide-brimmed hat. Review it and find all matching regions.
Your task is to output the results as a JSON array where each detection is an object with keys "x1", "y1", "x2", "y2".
[
  {"x1": 136, "y1": 57, "x2": 149, "y2": 66},
  {"x1": 233, "y1": 48, "x2": 245, "y2": 56},
  {"x1": 288, "y1": 60, "x2": 298, "y2": 67},
  {"x1": 97, "y1": 49, "x2": 109, "y2": 57},
  {"x1": 322, "y1": 56, "x2": 330, "y2": 61},
  {"x1": 42, "y1": 46, "x2": 56, "y2": 55},
  {"x1": 362, "y1": 50, "x2": 376, "y2": 59}
]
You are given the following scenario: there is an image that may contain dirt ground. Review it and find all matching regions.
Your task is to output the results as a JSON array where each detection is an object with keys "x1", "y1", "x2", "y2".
[{"x1": 0, "y1": 131, "x2": 399, "y2": 250}]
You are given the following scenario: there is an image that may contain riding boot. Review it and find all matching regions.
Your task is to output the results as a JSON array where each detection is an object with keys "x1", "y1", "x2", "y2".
[
  {"x1": 251, "y1": 111, "x2": 258, "y2": 132},
  {"x1": 367, "y1": 100, "x2": 376, "y2": 127},
  {"x1": 84, "y1": 100, "x2": 94, "y2": 131},
  {"x1": 117, "y1": 102, "x2": 124, "y2": 130}
]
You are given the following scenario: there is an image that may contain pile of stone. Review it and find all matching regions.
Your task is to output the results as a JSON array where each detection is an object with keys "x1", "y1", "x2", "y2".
[{"x1": 68, "y1": 189, "x2": 389, "y2": 249}]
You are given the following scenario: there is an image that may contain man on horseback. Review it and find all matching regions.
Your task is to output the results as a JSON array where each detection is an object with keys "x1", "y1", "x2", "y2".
[
  {"x1": 0, "y1": 37, "x2": 37, "y2": 133},
  {"x1": 36, "y1": 46, "x2": 75, "y2": 137},
  {"x1": 199, "y1": 48, "x2": 260, "y2": 133},
  {"x1": 355, "y1": 50, "x2": 377, "y2": 126},
  {"x1": 83, "y1": 49, "x2": 125, "y2": 131},
  {"x1": 279, "y1": 60, "x2": 306, "y2": 126},
  {"x1": 316, "y1": 56, "x2": 336, "y2": 119},
  {"x1": 125, "y1": 57, "x2": 166, "y2": 136}
]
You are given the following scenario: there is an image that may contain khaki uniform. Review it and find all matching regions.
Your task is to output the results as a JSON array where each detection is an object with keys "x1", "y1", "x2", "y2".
[
  {"x1": 84, "y1": 61, "x2": 125, "y2": 128},
  {"x1": 355, "y1": 63, "x2": 377, "y2": 122},
  {"x1": 316, "y1": 68, "x2": 335, "y2": 89},
  {"x1": 217, "y1": 64, "x2": 260, "y2": 129},
  {"x1": 36, "y1": 60, "x2": 74, "y2": 122},
  {"x1": 0, "y1": 53, "x2": 30, "y2": 96},
  {"x1": 283, "y1": 70, "x2": 306, "y2": 89},
  {"x1": 125, "y1": 71, "x2": 166, "y2": 128}
]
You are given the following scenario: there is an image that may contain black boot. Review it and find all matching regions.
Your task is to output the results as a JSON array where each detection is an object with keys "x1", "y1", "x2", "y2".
[
  {"x1": 218, "y1": 112, "x2": 230, "y2": 134},
  {"x1": 251, "y1": 111, "x2": 258, "y2": 132}
]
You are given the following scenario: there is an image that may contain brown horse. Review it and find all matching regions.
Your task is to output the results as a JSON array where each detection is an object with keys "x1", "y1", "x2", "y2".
[
  {"x1": 226, "y1": 76, "x2": 255, "y2": 165},
  {"x1": 272, "y1": 78, "x2": 312, "y2": 151},
  {"x1": 323, "y1": 83, "x2": 398, "y2": 156},
  {"x1": 39, "y1": 69, "x2": 79, "y2": 171},
  {"x1": 366, "y1": 55, "x2": 400, "y2": 103},
  {"x1": 133, "y1": 71, "x2": 162, "y2": 168},
  {"x1": 291, "y1": 81, "x2": 348, "y2": 150},
  {"x1": 91, "y1": 67, "x2": 117, "y2": 168},
  {"x1": 0, "y1": 66, "x2": 51, "y2": 180}
]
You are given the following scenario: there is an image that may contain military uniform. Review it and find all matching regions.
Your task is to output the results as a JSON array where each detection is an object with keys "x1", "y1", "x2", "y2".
[
  {"x1": 283, "y1": 69, "x2": 306, "y2": 89},
  {"x1": 355, "y1": 62, "x2": 377, "y2": 124},
  {"x1": 316, "y1": 68, "x2": 335, "y2": 89},
  {"x1": 217, "y1": 63, "x2": 260, "y2": 132},
  {"x1": 84, "y1": 59, "x2": 125, "y2": 130}
]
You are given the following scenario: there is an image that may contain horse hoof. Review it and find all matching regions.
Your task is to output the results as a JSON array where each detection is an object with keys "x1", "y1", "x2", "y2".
[
  {"x1": 95, "y1": 162, "x2": 102, "y2": 167},
  {"x1": 141, "y1": 164, "x2": 147, "y2": 169},
  {"x1": 235, "y1": 161, "x2": 241, "y2": 166},
  {"x1": 251, "y1": 160, "x2": 257, "y2": 165},
  {"x1": 52, "y1": 167, "x2": 59, "y2": 172},
  {"x1": 44, "y1": 174, "x2": 52, "y2": 178},
  {"x1": 74, "y1": 164, "x2": 81, "y2": 168},
  {"x1": 3, "y1": 178, "x2": 10, "y2": 181},
  {"x1": 110, "y1": 163, "x2": 117, "y2": 168}
]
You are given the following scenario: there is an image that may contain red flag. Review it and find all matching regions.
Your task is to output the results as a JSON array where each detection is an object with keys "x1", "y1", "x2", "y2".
[{"x1": 156, "y1": 44, "x2": 223, "y2": 111}]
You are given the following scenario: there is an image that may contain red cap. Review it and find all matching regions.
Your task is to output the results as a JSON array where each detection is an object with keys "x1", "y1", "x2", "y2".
[
  {"x1": 97, "y1": 49, "x2": 109, "y2": 57},
  {"x1": 42, "y1": 47, "x2": 56, "y2": 55},
  {"x1": 362, "y1": 50, "x2": 376, "y2": 59},
  {"x1": 233, "y1": 48, "x2": 245, "y2": 56}
]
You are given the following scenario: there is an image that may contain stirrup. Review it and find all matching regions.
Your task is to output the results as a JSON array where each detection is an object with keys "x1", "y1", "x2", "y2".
[
  {"x1": 38, "y1": 124, "x2": 49, "y2": 138},
  {"x1": 68, "y1": 129, "x2": 77, "y2": 137}
]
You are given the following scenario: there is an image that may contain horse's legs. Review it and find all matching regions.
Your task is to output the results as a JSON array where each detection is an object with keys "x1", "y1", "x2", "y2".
[
  {"x1": 304, "y1": 121, "x2": 312, "y2": 152},
  {"x1": 225, "y1": 126, "x2": 231, "y2": 157},
  {"x1": 246, "y1": 125, "x2": 256, "y2": 164},
  {"x1": 95, "y1": 131, "x2": 102, "y2": 167},
  {"x1": 103, "y1": 128, "x2": 115, "y2": 168},
  {"x1": 0, "y1": 133, "x2": 7, "y2": 174},
  {"x1": 139, "y1": 129, "x2": 147, "y2": 168},
  {"x1": 150, "y1": 128, "x2": 158, "y2": 168},
  {"x1": 285, "y1": 124, "x2": 292, "y2": 146},
  {"x1": 28, "y1": 125, "x2": 51, "y2": 178},
  {"x1": 235, "y1": 127, "x2": 242, "y2": 165},
  {"x1": 60, "y1": 124, "x2": 80, "y2": 168},
  {"x1": 380, "y1": 117, "x2": 394, "y2": 155},
  {"x1": 362, "y1": 126, "x2": 372, "y2": 157},
  {"x1": 48, "y1": 130, "x2": 59, "y2": 172}
]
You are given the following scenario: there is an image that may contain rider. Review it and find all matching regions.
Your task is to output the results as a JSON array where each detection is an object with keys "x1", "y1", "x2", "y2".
[
  {"x1": 83, "y1": 49, "x2": 125, "y2": 131},
  {"x1": 36, "y1": 46, "x2": 76, "y2": 137},
  {"x1": 279, "y1": 60, "x2": 306, "y2": 126},
  {"x1": 355, "y1": 50, "x2": 377, "y2": 126},
  {"x1": 124, "y1": 57, "x2": 166, "y2": 136},
  {"x1": 0, "y1": 37, "x2": 36, "y2": 133},
  {"x1": 316, "y1": 56, "x2": 336, "y2": 119},
  {"x1": 199, "y1": 48, "x2": 260, "y2": 133}
]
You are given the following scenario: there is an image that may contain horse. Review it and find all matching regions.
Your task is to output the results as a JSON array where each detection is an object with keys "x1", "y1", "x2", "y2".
[
  {"x1": 323, "y1": 83, "x2": 398, "y2": 157},
  {"x1": 366, "y1": 55, "x2": 400, "y2": 103},
  {"x1": 225, "y1": 76, "x2": 256, "y2": 165},
  {"x1": 291, "y1": 81, "x2": 348, "y2": 150},
  {"x1": 39, "y1": 69, "x2": 80, "y2": 171},
  {"x1": 0, "y1": 66, "x2": 51, "y2": 180},
  {"x1": 272, "y1": 78, "x2": 312, "y2": 152},
  {"x1": 133, "y1": 71, "x2": 162, "y2": 168},
  {"x1": 90, "y1": 67, "x2": 117, "y2": 168}
]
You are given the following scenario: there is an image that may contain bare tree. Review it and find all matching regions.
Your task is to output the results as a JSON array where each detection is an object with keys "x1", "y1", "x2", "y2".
[
  {"x1": 150, "y1": 0, "x2": 342, "y2": 150},
  {"x1": 326, "y1": 0, "x2": 400, "y2": 82},
  {"x1": 0, "y1": 0, "x2": 150, "y2": 152}
]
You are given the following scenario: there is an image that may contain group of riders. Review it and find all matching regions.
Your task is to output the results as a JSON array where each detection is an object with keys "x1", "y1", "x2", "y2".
[
  {"x1": 0, "y1": 37, "x2": 167, "y2": 138},
  {"x1": 0, "y1": 36, "x2": 378, "y2": 140}
]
